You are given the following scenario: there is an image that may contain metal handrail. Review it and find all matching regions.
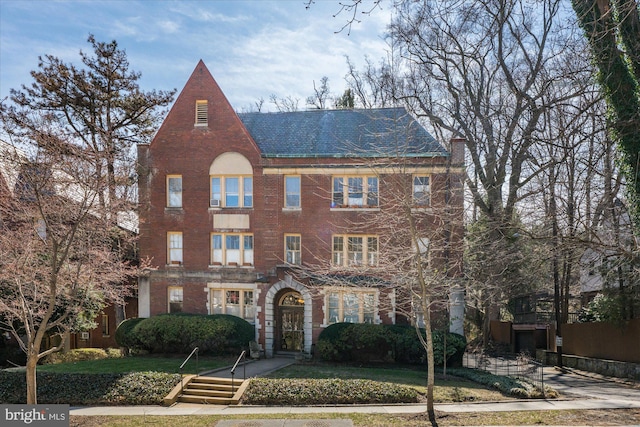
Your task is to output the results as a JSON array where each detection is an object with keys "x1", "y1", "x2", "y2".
[
  {"x1": 230, "y1": 350, "x2": 246, "y2": 393},
  {"x1": 179, "y1": 347, "x2": 199, "y2": 394}
]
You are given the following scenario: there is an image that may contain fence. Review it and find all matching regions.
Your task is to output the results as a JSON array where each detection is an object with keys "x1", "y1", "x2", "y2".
[{"x1": 463, "y1": 351, "x2": 545, "y2": 396}]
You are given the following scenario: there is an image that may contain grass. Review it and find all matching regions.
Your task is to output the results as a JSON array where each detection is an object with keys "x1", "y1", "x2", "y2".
[
  {"x1": 37, "y1": 354, "x2": 236, "y2": 374},
  {"x1": 69, "y1": 410, "x2": 640, "y2": 427}
]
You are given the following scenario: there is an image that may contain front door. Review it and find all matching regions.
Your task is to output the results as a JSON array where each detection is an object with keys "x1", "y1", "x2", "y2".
[{"x1": 278, "y1": 291, "x2": 304, "y2": 351}]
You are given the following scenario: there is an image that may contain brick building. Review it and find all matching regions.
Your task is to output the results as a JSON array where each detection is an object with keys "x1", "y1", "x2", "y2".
[{"x1": 137, "y1": 61, "x2": 464, "y2": 357}]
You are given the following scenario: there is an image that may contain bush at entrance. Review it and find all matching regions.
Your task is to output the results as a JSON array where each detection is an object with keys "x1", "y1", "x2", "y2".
[
  {"x1": 115, "y1": 313, "x2": 254, "y2": 355},
  {"x1": 317, "y1": 323, "x2": 466, "y2": 365}
]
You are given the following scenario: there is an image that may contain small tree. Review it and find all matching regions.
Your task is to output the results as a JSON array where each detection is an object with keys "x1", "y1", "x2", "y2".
[{"x1": 0, "y1": 128, "x2": 139, "y2": 404}]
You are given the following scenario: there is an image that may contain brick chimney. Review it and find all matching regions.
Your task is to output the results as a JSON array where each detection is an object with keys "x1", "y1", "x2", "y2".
[{"x1": 449, "y1": 137, "x2": 465, "y2": 166}]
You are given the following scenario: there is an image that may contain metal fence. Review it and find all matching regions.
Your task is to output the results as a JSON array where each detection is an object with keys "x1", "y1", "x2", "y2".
[{"x1": 463, "y1": 351, "x2": 545, "y2": 396}]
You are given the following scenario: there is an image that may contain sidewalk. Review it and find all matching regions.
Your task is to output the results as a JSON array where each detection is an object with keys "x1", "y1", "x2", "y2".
[{"x1": 69, "y1": 356, "x2": 640, "y2": 416}]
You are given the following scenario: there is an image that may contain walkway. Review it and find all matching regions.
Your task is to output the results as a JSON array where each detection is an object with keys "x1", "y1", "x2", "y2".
[{"x1": 70, "y1": 356, "x2": 640, "y2": 416}]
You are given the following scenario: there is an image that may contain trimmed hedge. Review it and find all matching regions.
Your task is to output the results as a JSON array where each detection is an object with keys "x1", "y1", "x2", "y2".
[
  {"x1": 43, "y1": 348, "x2": 122, "y2": 365},
  {"x1": 243, "y1": 378, "x2": 418, "y2": 405},
  {"x1": 317, "y1": 323, "x2": 466, "y2": 366},
  {"x1": 0, "y1": 371, "x2": 180, "y2": 405},
  {"x1": 115, "y1": 313, "x2": 255, "y2": 355}
]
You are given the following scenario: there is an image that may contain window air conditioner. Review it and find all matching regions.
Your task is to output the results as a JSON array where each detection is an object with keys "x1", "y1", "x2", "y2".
[
  {"x1": 210, "y1": 199, "x2": 221, "y2": 207},
  {"x1": 81, "y1": 332, "x2": 89, "y2": 340}
]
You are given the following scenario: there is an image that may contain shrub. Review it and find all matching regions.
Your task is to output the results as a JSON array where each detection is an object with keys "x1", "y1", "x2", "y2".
[
  {"x1": 317, "y1": 323, "x2": 466, "y2": 366},
  {"x1": 243, "y1": 378, "x2": 418, "y2": 405},
  {"x1": 447, "y1": 368, "x2": 555, "y2": 399},
  {"x1": 114, "y1": 317, "x2": 145, "y2": 350},
  {"x1": 0, "y1": 371, "x2": 180, "y2": 405},
  {"x1": 43, "y1": 348, "x2": 123, "y2": 365},
  {"x1": 119, "y1": 313, "x2": 254, "y2": 355}
]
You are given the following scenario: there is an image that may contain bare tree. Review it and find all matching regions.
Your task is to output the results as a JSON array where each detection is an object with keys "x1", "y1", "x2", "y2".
[
  {"x1": 269, "y1": 94, "x2": 300, "y2": 112},
  {"x1": 306, "y1": 76, "x2": 332, "y2": 109},
  {"x1": 0, "y1": 125, "x2": 139, "y2": 404},
  {"x1": 289, "y1": 122, "x2": 464, "y2": 424}
]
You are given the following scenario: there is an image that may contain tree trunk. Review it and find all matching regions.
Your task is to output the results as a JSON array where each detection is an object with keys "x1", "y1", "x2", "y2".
[
  {"x1": 424, "y1": 300, "x2": 437, "y2": 425},
  {"x1": 26, "y1": 352, "x2": 39, "y2": 404}
]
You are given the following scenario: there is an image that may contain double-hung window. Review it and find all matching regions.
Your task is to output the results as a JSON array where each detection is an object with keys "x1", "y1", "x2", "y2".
[
  {"x1": 167, "y1": 232, "x2": 183, "y2": 265},
  {"x1": 285, "y1": 176, "x2": 301, "y2": 208},
  {"x1": 211, "y1": 233, "x2": 254, "y2": 266},
  {"x1": 168, "y1": 286, "x2": 183, "y2": 313},
  {"x1": 326, "y1": 290, "x2": 376, "y2": 324},
  {"x1": 167, "y1": 175, "x2": 182, "y2": 207},
  {"x1": 332, "y1": 235, "x2": 378, "y2": 267},
  {"x1": 285, "y1": 234, "x2": 301, "y2": 265},
  {"x1": 413, "y1": 175, "x2": 430, "y2": 206},
  {"x1": 210, "y1": 176, "x2": 253, "y2": 208},
  {"x1": 332, "y1": 175, "x2": 378, "y2": 207}
]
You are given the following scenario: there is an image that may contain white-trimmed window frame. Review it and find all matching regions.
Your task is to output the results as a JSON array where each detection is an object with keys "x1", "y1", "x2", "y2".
[
  {"x1": 325, "y1": 289, "x2": 377, "y2": 324},
  {"x1": 285, "y1": 234, "x2": 301, "y2": 265},
  {"x1": 167, "y1": 232, "x2": 183, "y2": 265},
  {"x1": 284, "y1": 175, "x2": 301, "y2": 208},
  {"x1": 332, "y1": 234, "x2": 379, "y2": 267},
  {"x1": 210, "y1": 287, "x2": 256, "y2": 322},
  {"x1": 331, "y1": 175, "x2": 379, "y2": 208},
  {"x1": 413, "y1": 175, "x2": 431, "y2": 207},
  {"x1": 211, "y1": 233, "x2": 254, "y2": 266},
  {"x1": 168, "y1": 286, "x2": 183, "y2": 313},
  {"x1": 210, "y1": 175, "x2": 253, "y2": 208},
  {"x1": 166, "y1": 175, "x2": 182, "y2": 208}
]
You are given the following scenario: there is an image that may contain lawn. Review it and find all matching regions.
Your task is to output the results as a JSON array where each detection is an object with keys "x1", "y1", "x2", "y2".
[{"x1": 36, "y1": 354, "x2": 236, "y2": 374}]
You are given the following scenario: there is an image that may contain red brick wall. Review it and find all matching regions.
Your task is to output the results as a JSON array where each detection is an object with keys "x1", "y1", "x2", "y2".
[{"x1": 138, "y1": 61, "x2": 465, "y2": 353}]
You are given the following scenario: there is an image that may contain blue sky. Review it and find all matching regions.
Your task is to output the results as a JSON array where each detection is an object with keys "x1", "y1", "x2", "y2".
[{"x1": 0, "y1": 0, "x2": 392, "y2": 112}]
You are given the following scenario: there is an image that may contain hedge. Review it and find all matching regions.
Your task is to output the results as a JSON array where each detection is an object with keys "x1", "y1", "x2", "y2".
[
  {"x1": 0, "y1": 371, "x2": 180, "y2": 405},
  {"x1": 115, "y1": 313, "x2": 255, "y2": 355},
  {"x1": 317, "y1": 323, "x2": 466, "y2": 365},
  {"x1": 243, "y1": 378, "x2": 418, "y2": 405}
]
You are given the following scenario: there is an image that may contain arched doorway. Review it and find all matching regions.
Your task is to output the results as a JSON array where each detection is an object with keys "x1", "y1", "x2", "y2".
[{"x1": 277, "y1": 291, "x2": 304, "y2": 352}]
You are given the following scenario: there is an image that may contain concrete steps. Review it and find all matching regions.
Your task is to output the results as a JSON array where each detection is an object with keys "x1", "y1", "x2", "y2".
[{"x1": 164, "y1": 375, "x2": 249, "y2": 406}]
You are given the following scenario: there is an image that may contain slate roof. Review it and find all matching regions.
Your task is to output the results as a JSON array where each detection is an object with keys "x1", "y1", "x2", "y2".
[{"x1": 238, "y1": 107, "x2": 447, "y2": 158}]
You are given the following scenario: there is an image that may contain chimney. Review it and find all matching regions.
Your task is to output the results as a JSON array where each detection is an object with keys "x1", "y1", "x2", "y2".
[{"x1": 449, "y1": 137, "x2": 465, "y2": 166}]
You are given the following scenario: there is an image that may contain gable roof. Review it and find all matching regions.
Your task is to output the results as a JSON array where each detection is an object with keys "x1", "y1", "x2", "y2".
[{"x1": 238, "y1": 107, "x2": 447, "y2": 158}]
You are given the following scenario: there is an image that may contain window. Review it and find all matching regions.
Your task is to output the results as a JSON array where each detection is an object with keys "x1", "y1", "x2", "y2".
[
  {"x1": 332, "y1": 175, "x2": 378, "y2": 207},
  {"x1": 285, "y1": 234, "x2": 301, "y2": 265},
  {"x1": 167, "y1": 175, "x2": 182, "y2": 207},
  {"x1": 210, "y1": 176, "x2": 253, "y2": 208},
  {"x1": 326, "y1": 290, "x2": 376, "y2": 324},
  {"x1": 411, "y1": 236, "x2": 430, "y2": 270},
  {"x1": 285, "y1": 176, "x2": 301, "y2": 208},
  {"x1": 211, "y1": 233, "x2": 254, "y2": 266},
  {"x1": 332, "y1": 235, "x2": 378, "y2": 267},
  {"x1": 168, "y1": 287, "x2": 183, "y2": 313},
  {"x1": 413, "y1": 175, "x2": 430, "y2": 206},
  {"x1": 195, "y1": 100, "x2": 208, "y2": 126},
  {"x1": 211, "y1": 289, "x2": 255, "y2": 321},
  {"x1": 167, "y1": 232, "x2": 183, "y2": 265},
  {"x1": 101, "y1": 314, "x2": 109, "y2": 336}
]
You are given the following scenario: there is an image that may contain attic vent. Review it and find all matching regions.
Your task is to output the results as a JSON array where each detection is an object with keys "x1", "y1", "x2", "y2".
[{"x1": 195, "y1": 100, "x2": 208, "y2": 126}]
